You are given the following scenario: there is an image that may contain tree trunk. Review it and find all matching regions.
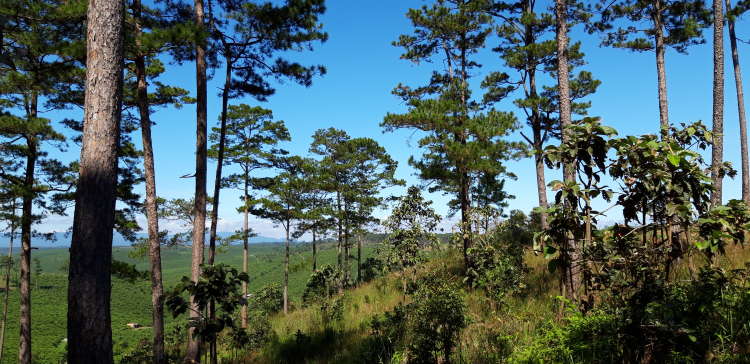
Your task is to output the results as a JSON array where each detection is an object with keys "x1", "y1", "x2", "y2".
[
  {"x1": 726, "y1": 0, "x2": 749, "y2": 204},
  {"x1": 132, "y1": 1, "x2": 165, "y2": 359},
  {"x1": 312, "y1": 227, "x2": 317, "y2": 271},
  {"x1": 19, "y1": 94, "x2": 37, "y2": 364},
  {"x1": 336, "y1": 190, "x2": 343, "y2": 294},
  {"x1": 344, "y1": 202, "x2": 350, "y2": 286},
  {"x1": 357, "y1": 224, "x2": 362, "y2": 285},
  {"x1": 711, "y1": 0, "x2": 725, "y2": 207},
  {"x1": 188, "y1": 0, "x2": 208, "y2": 360},
  {"x1": 208, "y1": 54, "x2": 232, "y2": 265},
  {"x1": 284, "y1": 222, "x2": 289, "y2": 315},
  {"x1": 241, "y1": 174, "x2": 249, "y2": 329},
  {"x1": 0, "y1": 201, "x2": 16, "y2": 363},
  {"x1": 653, "y1": 1, "x2": 670, "y2": 128},
  {"x1": 67, "y1": 1, "x2": 124, "y2": 361},
  {"x1": 555, "y1": 0, "x2": 581, "y2": 302}
]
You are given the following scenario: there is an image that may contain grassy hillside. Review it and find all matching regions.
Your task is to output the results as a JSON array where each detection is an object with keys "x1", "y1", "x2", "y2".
[{"x1": 0, "y1": 241, "x2": 378, "y2": 363}]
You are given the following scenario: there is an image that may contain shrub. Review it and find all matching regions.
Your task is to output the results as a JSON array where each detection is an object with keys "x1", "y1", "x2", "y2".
[
  {"x1": 409, "y1": 272, "x2": 468, "y2": 364},
  {"x1": 253, "y1": 282, "x2": 284, "y2": 314}
]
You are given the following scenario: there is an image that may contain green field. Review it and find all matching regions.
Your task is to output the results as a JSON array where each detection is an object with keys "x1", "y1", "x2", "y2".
[{"x1": 0, "y1": 241, "x2": 378, "y2": 363}]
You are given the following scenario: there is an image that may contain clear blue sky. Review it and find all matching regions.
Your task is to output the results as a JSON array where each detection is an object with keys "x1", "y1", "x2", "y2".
[{"x1": 34, "y1": 0, "x2": 750, "y2": 239}]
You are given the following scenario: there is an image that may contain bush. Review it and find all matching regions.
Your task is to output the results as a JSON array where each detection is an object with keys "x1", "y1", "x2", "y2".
[
  {"x1": 301, "y1": 264, "x2": 341, "y2": 306},
  {"x1": 253, "y1": 282, "x2": 283, "y2": 314},
  {"x1": 361, "y1": 303, "x2": 409, "y2": 364},
  {"x1": 361, "y1": 257, "x2": 384, "y2": 283},
  {"x1": 409, "y1": 272, "x2": 468, "y2": 364}
]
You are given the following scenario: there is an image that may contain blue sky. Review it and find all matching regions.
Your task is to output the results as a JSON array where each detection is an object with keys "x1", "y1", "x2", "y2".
[{"x1": 32, "y1": 0, "x2": 750, "y2": 239}]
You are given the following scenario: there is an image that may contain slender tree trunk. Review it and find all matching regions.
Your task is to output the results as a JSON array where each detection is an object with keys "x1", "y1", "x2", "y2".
[
  {"x1": 19, "y1": 95, "x2": 37, "y2": 364},
  {"x1": 208, "y1": 55, "x2": 232, "y2": 265},
  {"x1": 188, "y1": 0, "x2": 208, "y2": 360},
  {"x1": 555, "y1": 0, "x2": 581, "y2": 301},
  {"x1": 726, "y1": 0, "x2": 749, "y2": 204},
  {"x1": 0, "y1": 202, "x2": 16, "y2": 363},
  {"x1": 133, "y1": 1, "x2": 165, "y2": 359},
  {"x1": 344, "y1": 202, "x2": 350, "y2": 286},
  {"x1": 357, "y1": 223, "x2": 362, "y2": 285},
  {"x1": 312, "y1": 227, "x2": 317, "y2": 271},
  {"x1": 653, "y1": 3, "x2": 670, "y2": 128},
  {"x1": 242, "y1": 173, "x2": 249, "y2": 329},
  {"x1": 711, "y1": 0, "x2": 725, "y2": 207},
  {"x1": 284, "y1": 222, "x2": 289, "y2": 315},
  {"x1": 68, "y1": 1, "x2": 124, "y2": 361},
  {"x1": 336, "y1": 190, "x2": 343, "y2": 294}
]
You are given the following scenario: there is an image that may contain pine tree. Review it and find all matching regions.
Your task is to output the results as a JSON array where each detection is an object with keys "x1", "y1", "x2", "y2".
[
  {"x1": 124, "y1": 1, "x2": 194, "y2": 357},
  {"x1": 711, "y1": 0, "x2": 725, "y2": 206},
  {"x1": 589, "y1": 0, "x2": 710, "y2": 127},
  {"x1": 383, "y1": 0, "x2": 523, "y2": 280},
  {"x1": 483, "y1": 0, "x2": 598, "y2": 231},
  {"x1": 0, "y1": 2, "x2": 83, "y2": 361},
  {"x1": 205, "y1": 0, "x2": 327, "y2": 265},
  {"x1": 341, "y1": 138, "x2": 404, "y2": 285},
  {"x1": 309, "y1": 128, "x2": 353, "y2": 293},
  {"x1": 208, "y1": 104, "x2": 289, "y2": 328},
  {"x1": 67, "y1": 0, "x2": 124, "y2": 362},
  {"x1": 725, "y1": 0, "x2": 748, "y2": 203},
  {"x1": 250, "y1": 156, "x2": 306, "y2": 316}
]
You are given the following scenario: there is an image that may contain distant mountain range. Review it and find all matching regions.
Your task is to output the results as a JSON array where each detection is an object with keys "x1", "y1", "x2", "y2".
[{"x1": 0, "y1": 231, "x2": 287, "y2": 248}]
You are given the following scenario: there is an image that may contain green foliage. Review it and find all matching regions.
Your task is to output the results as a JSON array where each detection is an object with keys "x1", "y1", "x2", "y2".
[
  {"x1": 253, "y1": 282, "x2": 284, "y2": 314},
  {"x1": 301, "y1": 264, "x2": 341, "y2": 306},
  {"x1": 165, "y1": 262, "x2": 249, "y2": 360},
  {"x1": 361, "y1": 258, "x2": 384, "y2": 283},
  {"x1": 111, "y1": 259, "x2": 149, "y2": 283},
  {"x1": 409, "y1": 272, "x2": 468, "y2": 364},
  {"x1": 382, "y1": 187, "x2": 442, "y2": 296},
  {"x1": 362, "y1": 303, "x2": 409, "y2": 364},
  {"x1": 382, "y1": 0, "x2": 524, "y2": 227}
]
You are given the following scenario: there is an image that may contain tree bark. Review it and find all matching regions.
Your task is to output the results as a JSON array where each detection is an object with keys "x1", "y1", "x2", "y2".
[
  {"x1": 241, "y1": 173, "x2": 249, "y2": 329},
  {"x1": 653, "y1": 1, "x2": 670, "y2": 128},
  {"x1": 555, "y1": 0, "x2": 581, "y2": 301},
  {"x1": 208, "y1": 52, "x2": 232, "y2": 265},
  {"x1": 188, "y1": 0, "x2": 208, "y2": 360},
  {"x1": 284, "y1": 221, "x2": 289, "y2": 315},
  {"x1": 67, "y1": 0, "x2": 124, "y2": 362},
  {"x1": 132, "y1": 0, "x2": 165, "y2": 359},
  {"x1": 726, "y1": 0, "x2": 749, "y2": 204},
  {"x1": 312, "y1": 227, "x2": 317, "y2": 271},
  {"x1": 357, "y1": 223, "x2": 362, "y2": 285},
  {"x1": 19, "y1": 94, "x2": 37, "y2": 364},
  {"x1": 336, "y1": 190, "x2": 343, "y2": 294},
  {"x1": 711, "y1": 0, "x2": 725, "y2": 207},
  {"x1": 0, "y1": 201, "x2": 16, "y2": 363}
]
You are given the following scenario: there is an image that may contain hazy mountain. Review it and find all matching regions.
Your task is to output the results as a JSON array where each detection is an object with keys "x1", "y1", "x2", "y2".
[{"x1": 0, "y1": 231, "x2": 287, "y2": 248}]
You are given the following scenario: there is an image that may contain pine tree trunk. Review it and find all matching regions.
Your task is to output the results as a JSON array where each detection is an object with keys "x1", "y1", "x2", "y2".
[
  {"x1": 653, "y1": 2, "x2": 670, "y2": 128},
  {"x1": 19, "y1": 95, "x2": 37, "y2": 364},
  {"x1": 726, "y1": 0, "x2": 749, "y2": 204},
  {"x1": 555, "y1": 0, "x2": 581, "y2": 302},
  {"x1": 132, "y1": 1, "x2": 165, "y2": 359},
  {"x1": 208, "y1": 54, "x2": 232, "y2": 265},
  {"x1": 711, "y1": 0, "x2": 725, "y2": 207},
  {"x1": 284, "y1": 223, "x2": 289, "y2": 315},
  {"x1": 67, "y1": 1, "x2": 124, "y2": 361},
  {"x1": 0, "y1": 203, "x2": 15, "y2": 363},
  {"x1": 344, "y1": 202, "x2": 350, "y2": 286},
  {"x1": 357, "y1": 223, "x2": 362, "y2": 285},
  {"x1": 188, "y1": 0, "x2": 208, "y2": 360},
  {"x1": 336, "y1": 190, "x2": 343, "y2": 294},
  {"x1": 312, "y1": 227, "x2": 317, "y2": 271},
  {"x1": 242, "y1": 174, "x2": 249, "y2": 329}
]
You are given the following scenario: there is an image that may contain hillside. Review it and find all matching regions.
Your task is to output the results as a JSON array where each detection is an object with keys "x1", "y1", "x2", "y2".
[{"x1": 0, "y1": 242, "x2": 378, "y2": 363}]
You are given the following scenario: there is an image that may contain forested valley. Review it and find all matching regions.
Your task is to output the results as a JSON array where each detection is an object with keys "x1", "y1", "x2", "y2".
[{"x1": 1, "y1": 0, "x2": 750, "y2": 363}]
